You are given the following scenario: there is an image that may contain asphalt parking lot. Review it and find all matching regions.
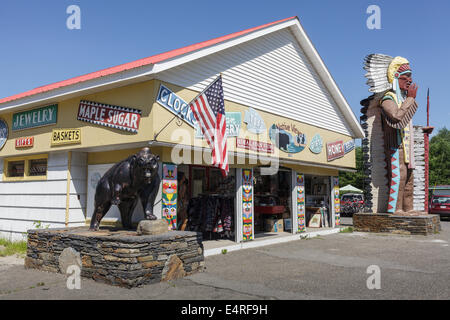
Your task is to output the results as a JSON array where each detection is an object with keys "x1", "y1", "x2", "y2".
[{"x1": 1, "y1": 217, "x2": 449, "y2": 300}]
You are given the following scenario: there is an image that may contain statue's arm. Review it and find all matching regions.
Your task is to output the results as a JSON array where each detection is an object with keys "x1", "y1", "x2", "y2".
[{"x1": 380, "y1": 97, "x2": 418, "y2": 129}]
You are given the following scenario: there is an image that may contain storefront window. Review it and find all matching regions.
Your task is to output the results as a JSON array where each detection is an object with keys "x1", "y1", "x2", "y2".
[
  {"x1": 3, "y1": 154, "x2": 48, "y2": 181},
  {"x1": 7, "y1": 161, "x2": 25, "y2": 177},
  {"x1": 305, "y1": 175, "x2": 331, "y2": 228},
  {"x1": 29, "y1": 159, "x2": 47, "y2": 176},
  {"x1": 254, "y1": 167, "x2": 292, "y2": 234}
]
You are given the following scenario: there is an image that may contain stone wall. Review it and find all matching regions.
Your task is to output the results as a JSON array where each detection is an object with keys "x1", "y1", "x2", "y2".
[
  {"x1": 353, "y1": 213, "x2": 440, "y2": 235},
  {"x1": 25, "y1": 227, "x2": 204, "y2": 288}
]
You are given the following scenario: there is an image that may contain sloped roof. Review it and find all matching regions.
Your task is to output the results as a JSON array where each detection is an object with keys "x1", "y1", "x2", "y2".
[
  {"x1": 0, "y1": 16, "x2": 364, "y2": 138},
  {"x1": 0, "y1": 16, "x2": 296, "y2": 105}
]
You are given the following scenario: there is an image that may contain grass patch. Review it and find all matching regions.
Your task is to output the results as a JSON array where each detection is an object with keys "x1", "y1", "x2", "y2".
[
  {"x1": 339, "y1": 227, "x2": 354, "y2": 233},
  {"x1": 0, "y1": 238, "x2": 27, "y2": 257}
]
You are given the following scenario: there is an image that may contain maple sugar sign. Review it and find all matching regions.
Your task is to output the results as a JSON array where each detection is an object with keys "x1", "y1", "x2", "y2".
[{"x1": 77, "y1": 100, "x2": 142, "y2": 133}]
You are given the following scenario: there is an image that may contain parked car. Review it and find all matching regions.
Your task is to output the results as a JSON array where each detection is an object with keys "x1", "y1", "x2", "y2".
[
  {"x1": 341, "y1": 193, "x2": 364, "y2": 216},
  {"x1": 430, "y1": 186, "x2": 450, "y2": 218}
]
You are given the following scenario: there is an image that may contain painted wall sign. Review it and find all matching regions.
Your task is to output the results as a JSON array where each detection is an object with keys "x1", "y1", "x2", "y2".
[
  {"x1": 77, "y1": 100, "x2": 141, "y2": 133},
  {"x1": 344, "y1": 140, "x2": 355, "y2": 154},
  {"x1": 242, "y1": 169, "x2": 253, "y2": 241},
  {"x1": 15, "y1": 137, "x2": 34, "y2": 148},
  {"x1": 268, "y1": 124, "x2": 306, "y2": 154},
  {"x1": 162, "y1": 163, "x2": 177, "y2": 230},
  {"x1": 51, "y1": 129, "x2": 81, "y2": 146},
  {"x1": 297, "y1": 174, "x2": 306, "y2": 233},
  {"x1": 326, "y1": 140, "x2": 345, "y2": 161},
  {"x1": 156, "y1": 84, "x2": 197, "y2": 127},
  {"x1": 309, "y1": 134, "x2": 323, "y2": 154},
  {"x1": 333, "y1": 177, "x2": 340, "y2": 226},
  {"x1": 195, "y1": 112, "x2": 241, "y2": 138},
  {"x1": 244, "y1": 107, "x2": 266, "y2": 134},
  {"x1": 0, "y1": 119, "x2": 8, "y2": 151},
  {"x1": 236, "y1": 137, "x2": 274, "y2": 154},
  {"x1": 12, "y1": 104, "x2": 58, "y2": 131}
]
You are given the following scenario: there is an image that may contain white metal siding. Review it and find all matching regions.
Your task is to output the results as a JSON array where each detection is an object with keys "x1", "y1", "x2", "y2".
[
  {"x1": 157, "y1": 28, "x2": 353, "y2": 136},
  {"x1": 0, "y1": 151, "x2": 87, "y2": 241}
]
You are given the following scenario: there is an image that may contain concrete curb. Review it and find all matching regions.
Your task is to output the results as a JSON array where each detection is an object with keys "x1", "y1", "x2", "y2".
[{"x1": 204, "y1": 228, "x2": 341, "y2": 257}]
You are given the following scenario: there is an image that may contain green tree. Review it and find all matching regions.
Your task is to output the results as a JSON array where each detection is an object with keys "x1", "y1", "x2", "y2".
[
  {"x1": 339, "y1": 146, "x2": 364, "y2": 192},
  {"x1": 429, "y1": 127, "x2": 450, "y2": 186}
]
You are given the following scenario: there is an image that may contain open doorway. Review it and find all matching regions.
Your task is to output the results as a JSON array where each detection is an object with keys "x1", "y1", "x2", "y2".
[{"x1": 253, "y1": 167, "x2": 292, "y2": 239}]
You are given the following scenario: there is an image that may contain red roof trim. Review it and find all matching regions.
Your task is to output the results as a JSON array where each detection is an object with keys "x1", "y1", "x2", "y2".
[{"x1": 0, "y1": 16, "x2": 297, "y2": 105}]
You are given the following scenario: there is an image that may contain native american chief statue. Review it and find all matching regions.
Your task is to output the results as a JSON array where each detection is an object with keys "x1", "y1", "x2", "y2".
[{"x1": 361, "y1": 55, "x2": 419, "y2": 214}]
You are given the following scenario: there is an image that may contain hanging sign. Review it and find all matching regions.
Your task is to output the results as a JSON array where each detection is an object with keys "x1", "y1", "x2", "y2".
[
  {"x1": 297, "y1": 174, "x2": 306, "y2": 233},
  {"x1": 51, "y1": 129, "x2": 81, "y2": 146},
  {"x1": 12, "y1": 104, "x2": 58, "y2": 131},
  {"x1": 268, "y1": 123, "x2": 307, "y2": 154},
  {"x1": 244, "y1": 107, "x2": 266, "y2": 134},
  {"x1": 162, "y1": 163, "x2": 177, "y2": 231},
  {"x1": 0, "y1": 119, "x2": 8, "y2": 151},
  {"x1": 77, "y1": 100, "x2": 141, "y2": 133},
  {"x1": 156, "y1": 84, "x2": 197, "y2": 127},
  {"x1": 15, "y1": 137, "x2": 34, "y2": 148},
  {"x1": 236, "y1": 137, "x2": 274, "y2": 154},
  {"x1": 326, "y1": 140, "x2": 345, "y2": 161},
  {"x1": 333, "y1": 177, "x2": 340, "y2": 226},
  {"x1": 344, "y1": 140, "x2": 355, "y2": 154},
  {"x1": 195, "y1": 112, "x2": 241, "y2": 138},
  {"x1": 309, "y1": 134, "x2": 323, "y2": 154},
  {"x1": 242, "y1": 169, "x2": 253, "y2": 241}
]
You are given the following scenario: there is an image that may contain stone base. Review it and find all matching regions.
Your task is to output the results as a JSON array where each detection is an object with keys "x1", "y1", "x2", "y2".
[
  {"x1": 353, "y1": 213, "x2": 441, "y2": 235},
  {"x1": 25, "y1": 226, "x2": 204, "y2": 288}
]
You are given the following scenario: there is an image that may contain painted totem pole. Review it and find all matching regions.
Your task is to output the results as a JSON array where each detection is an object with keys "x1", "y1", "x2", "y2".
[{"x1": 361, "y1": 54, "x2": 422, "y2": 215}]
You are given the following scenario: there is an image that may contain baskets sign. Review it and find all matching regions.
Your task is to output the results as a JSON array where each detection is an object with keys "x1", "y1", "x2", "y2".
[{"x1": 77, "y1": 100, "x2": 141, "y2": 133}]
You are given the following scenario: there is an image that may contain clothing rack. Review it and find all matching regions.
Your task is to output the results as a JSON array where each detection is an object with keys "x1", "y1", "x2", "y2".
[{"x1": 186, "y1": 194, "x2": 235, "y2": 241}]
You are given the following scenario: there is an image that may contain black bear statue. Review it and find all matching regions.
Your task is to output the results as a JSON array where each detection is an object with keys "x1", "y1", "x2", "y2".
[{"x1": 89, "y1": 147, "x2": 161, "y2": 231}]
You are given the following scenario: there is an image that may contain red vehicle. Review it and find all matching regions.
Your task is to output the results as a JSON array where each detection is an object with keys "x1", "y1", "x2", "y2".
[
  {"x1": 430, "y1": 186, "x2": 450, "y2": 218},
  {"x1": 341, "y1": 193, "x2": 364, "y2": 216}
]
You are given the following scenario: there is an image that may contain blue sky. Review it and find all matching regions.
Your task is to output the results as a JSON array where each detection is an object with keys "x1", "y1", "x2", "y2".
[{"x1": 0, "y1": 0, "x2": 448, "y2": 135}]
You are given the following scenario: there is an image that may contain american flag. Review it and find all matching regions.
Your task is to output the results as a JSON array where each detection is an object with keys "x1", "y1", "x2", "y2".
[{"x1": 189, "y1": 75, "x2": 228, "y2": 176}]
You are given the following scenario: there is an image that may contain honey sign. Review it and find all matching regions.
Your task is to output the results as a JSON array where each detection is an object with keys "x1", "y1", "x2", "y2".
[{"x1": 51, "y1": 129, "x2": 81, "y2": 146}]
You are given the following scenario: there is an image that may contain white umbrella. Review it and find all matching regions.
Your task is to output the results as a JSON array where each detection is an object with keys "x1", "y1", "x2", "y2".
[{"x1": 340, "y1": 184, "x2": 363, "y2": 193}]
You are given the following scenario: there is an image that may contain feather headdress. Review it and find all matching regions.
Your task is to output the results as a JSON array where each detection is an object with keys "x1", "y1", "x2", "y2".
[{"x1": 364, "y1": 54, "x2": 394, "y2": 94}]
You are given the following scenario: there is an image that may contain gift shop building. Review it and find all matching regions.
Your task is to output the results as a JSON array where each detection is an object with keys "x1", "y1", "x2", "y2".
[{"x1": 0, "y1": 16, "x2": 364, "y2": 253}]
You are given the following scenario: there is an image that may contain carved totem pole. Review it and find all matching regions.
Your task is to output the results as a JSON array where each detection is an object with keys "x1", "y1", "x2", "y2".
[{"x1": 361, "y1": 55, "x2": 421, "y2": 215}]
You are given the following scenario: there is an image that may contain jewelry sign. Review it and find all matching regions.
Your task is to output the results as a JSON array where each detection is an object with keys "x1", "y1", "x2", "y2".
[
  {"x1": 195, "y1": 112, "x2": 241, "y2": 138},
  {"x1": 12, "y1": 104, "x2": 58, "y2": 131},
  {"x1": 77, "y1": 100, "x2": 141, "y2": 133}
]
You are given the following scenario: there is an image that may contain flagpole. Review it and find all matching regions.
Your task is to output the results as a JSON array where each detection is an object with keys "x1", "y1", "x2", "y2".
[
  {"x1": 153, "y1": 111, "x2": 184, "y2": 140},
  {"x1": 427, "y1": 88, "x2": 430, "y2": 127}
]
